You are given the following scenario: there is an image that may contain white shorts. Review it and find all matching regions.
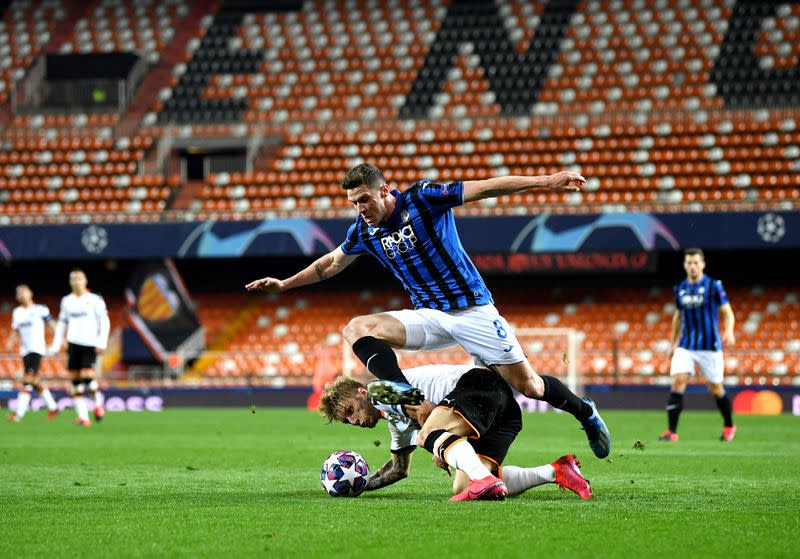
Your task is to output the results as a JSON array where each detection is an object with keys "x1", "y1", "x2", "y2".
[
  {"x1": 386, "y1": 304, "x2": 526, "y2": 367},
  {"x1": 670, "y1": 347, "x2": 724, "y2": 384}
]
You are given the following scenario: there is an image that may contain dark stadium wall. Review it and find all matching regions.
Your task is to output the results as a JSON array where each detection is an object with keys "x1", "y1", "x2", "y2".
[{"x1": 0, "y1": 249, "x2": 795, "y2": 298}]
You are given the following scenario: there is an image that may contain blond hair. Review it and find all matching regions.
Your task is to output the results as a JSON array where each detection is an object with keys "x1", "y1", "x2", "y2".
[{"x1": 318, "y1": 375, "x2": 365, "y2": 423}]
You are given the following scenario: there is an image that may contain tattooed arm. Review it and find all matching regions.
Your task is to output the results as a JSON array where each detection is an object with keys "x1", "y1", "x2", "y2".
[
  {"x1": 245, "y1": 247, "x2": 358, "y2": 293},
  {"x1": 364, "y1": 448, "x2": 413, "y2": 491}
]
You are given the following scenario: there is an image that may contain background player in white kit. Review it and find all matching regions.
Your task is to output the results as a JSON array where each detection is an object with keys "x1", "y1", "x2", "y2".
[
  {"x1": 320, "y1": 364, "x2": 592, "y2": 502},
  {"x1": 49, "y1": 269, "x2": 110, "y2": 427},
  {"x1": 5, "y1": 284, "x2": 60, "y2": 422}
]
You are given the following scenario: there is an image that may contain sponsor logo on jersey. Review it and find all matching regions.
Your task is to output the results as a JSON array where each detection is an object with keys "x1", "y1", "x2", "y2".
[
  {"x1": 69, "y1": 312, "x2": 89, "y2": 319},
  {"x1": 379, "y1": 224, "x2": 418, "y2": 260},
  {"x1": 681, "y1": 294, "x2": 705, "y2": 307}
]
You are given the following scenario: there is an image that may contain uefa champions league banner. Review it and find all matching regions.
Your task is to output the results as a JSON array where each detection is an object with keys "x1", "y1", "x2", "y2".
[{"x1": 0, "y1": 211, "x2": 796, "y2": 260}]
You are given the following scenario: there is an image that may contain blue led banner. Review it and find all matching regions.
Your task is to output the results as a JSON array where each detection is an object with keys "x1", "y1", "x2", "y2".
[{"x1": 0, "y1": 211, "x2": 796, "y2": 261}]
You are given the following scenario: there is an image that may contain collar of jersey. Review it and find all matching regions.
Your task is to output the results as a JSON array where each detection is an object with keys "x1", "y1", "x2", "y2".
[{"x1": 371, "y1": 190, "x2": 404, "y2": 232}]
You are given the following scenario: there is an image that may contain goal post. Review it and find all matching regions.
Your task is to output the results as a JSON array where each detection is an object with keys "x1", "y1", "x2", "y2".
[{"x1": 341, "y1": 327, "x2": 582, "y2": 396}]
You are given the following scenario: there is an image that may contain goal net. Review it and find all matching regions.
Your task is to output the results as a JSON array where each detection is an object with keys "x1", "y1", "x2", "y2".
[{"x1": 342, "y1": 327, "x2": 582, "y2": 396}]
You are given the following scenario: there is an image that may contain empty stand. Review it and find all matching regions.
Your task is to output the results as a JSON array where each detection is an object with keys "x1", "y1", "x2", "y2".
[
  {"x1": 184, "y1": 286, "x2": 800, "y2": 387},
  {"x1": 139, "y1": 0, "x2": 800, "y2": 219},
  {"x1": 0, "y1": 129, "x2": 178, "y2": 217},
  {"x1": 0, "y1": 0, "x2": 797, "y2": 220},
  {"x1": 0, "y1": 0, "x2": 66, "y2": 105},
  {"x1": 3, "y1": 286, "x2": 797, "y2": 387},
  {"x1": 60, "y1": 0, "x2": 190, "y2": 64},
  {"x1": 194, "y1": 111, "x2": 800, "y2": 217}
]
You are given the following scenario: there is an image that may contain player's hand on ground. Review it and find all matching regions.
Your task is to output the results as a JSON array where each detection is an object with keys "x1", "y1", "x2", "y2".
[
  {"x1": 433, "y1": 455, "x2": 451, "y2": 477},
  {"x1": 245, "y1": 277, "x2": 285, "y2": 293},
  {"x1": 548, "y1": 171, "x2": 585, "y2": 191},
  {"x1": 405, "y1": 400, "x2": 435, "y2": 425}
]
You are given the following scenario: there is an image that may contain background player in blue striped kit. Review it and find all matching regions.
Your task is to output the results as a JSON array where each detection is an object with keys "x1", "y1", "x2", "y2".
[
  {"x1": 247, "y1": 163, "x2": 610, "y2": 459},
  {"x1": 659, "y1": 248, "x2": 737, "y2": 442}
]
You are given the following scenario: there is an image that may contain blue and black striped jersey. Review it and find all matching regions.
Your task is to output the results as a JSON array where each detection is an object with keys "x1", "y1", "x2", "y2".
[
  {"x1": 674, "y1": 275, "x2": 730, "y2": 351},
  {"x1": 341, "y1": 180, "x2": 492, "y2": 311}
]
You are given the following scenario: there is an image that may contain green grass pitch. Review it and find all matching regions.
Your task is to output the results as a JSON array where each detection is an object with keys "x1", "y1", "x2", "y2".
[{"x1": 2, "y1": 408, "x2": 798, "y2": 558}]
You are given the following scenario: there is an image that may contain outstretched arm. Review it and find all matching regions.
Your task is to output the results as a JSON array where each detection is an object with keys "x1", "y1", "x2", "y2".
[
  {"x1": 462, "y1": 171, "x2": 585, "y2": 203},
  {"x1": 364, "y1": 448, "x2": 413, "y2": 491},
  {"x1": 245, "y1": 247, "x2": 358, "y2": 293}
]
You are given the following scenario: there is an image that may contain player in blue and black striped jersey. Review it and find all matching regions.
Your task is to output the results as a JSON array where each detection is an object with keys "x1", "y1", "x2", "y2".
[
  {"x1": 659, "y1": 248, "x2": 737, "y2": 443},
  {"x1": 247, "y1": 163, "x2": 611, "y2": 459}
]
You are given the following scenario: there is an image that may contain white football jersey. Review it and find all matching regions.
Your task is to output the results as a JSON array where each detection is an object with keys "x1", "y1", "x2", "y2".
[
  {"x1": 52, "y1": 292, "x2": 110, "y2": 349},
  {"x1": 387, "y1": 363, "x2": 475, "y2": 452},
  {"x1": 11, "y1": 304, "x2": 51, "y2": 356}
]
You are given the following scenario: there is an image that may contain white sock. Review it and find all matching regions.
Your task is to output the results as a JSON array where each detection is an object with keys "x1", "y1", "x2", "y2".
[
  {"x1": 16, "y1": 391, "x2": 32, "y2": 418},
  {"x1": 89, "y1": 390, "x2": 103, "y2": 410},
  {"x1": 502, "y1": 465, "x2": 556, "y2": 496},
  {"x1": 87, "y1": 379, "x2": 103, "y2": 410},
  {"x1": 41, "y1": 388, "x2": 58, "y2": 411},
  {"x1": 434, "y1": 434, "x2": 492, "y2": 481},
  {"x1": 74, "y1": 396, "x2": 90, "y2": 422}
]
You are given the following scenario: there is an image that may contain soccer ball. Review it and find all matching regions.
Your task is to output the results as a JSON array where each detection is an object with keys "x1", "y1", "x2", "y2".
[{"x1": 320, "y1": 450, "x2": 369, "y2": 497}]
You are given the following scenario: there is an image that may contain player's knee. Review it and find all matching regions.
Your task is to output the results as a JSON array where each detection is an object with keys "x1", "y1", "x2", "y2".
[
  {"x1": 22, "y1": 384, "x2": 34, "y2": 393},
  {"x1": 708, "y1": 384, "x2": 724, "y2": 397},
  {"x1": 71, "y1": 380, "x2": 85, "y2": 395},
  {"x1": 342, "y1": 316, "x2": 367, "y2": 343},
  {"x1": 416, "y1": 426, "x2": 435, "y2": 448},
  {"x1": 87, "y1": 379, "x2": 99, "y2": 392},
  {"x1": 343, "y1": 316, "x2": 381, "y2": 344},
  {"x1": 494, "y1": 363, "x2": 545, "y2": 399},
  {"x1": 520, "y1": 377, "x2": 545, "y2": 399}
]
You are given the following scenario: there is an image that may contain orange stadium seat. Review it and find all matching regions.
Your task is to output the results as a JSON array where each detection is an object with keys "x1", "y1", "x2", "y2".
[{"x1": 163, "y1": 286, "x2": 800, "y2": 386}]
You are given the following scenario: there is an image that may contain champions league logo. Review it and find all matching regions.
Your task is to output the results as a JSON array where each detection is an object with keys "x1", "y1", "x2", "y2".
[
  {"x1": 81, "y1": 225, "x2": 108, "y2": 254},
  {"x1": 511, "y1": 214, "x2": 680, "y2": 252},
  {"x1": 380, "y1": 224, "x2": 418, "y2": 259},
  {"x1": 757, "y1": 213, "x2": 785, "y2": 243},
  {"x1": 178, "y1": 219, "x2": 335, "y2": 257}
]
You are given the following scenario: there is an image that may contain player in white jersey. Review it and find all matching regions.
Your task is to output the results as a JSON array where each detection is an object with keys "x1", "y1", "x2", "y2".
[
  {"x1": 319, "y1": 364, "x2": 592, "y2": 502},
  {"x1": 49, "y1": 269, "x2": 110, "y2": 426},
  {"x1": 5, "y1": 285, "x2": 60, "y2": 422}
]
